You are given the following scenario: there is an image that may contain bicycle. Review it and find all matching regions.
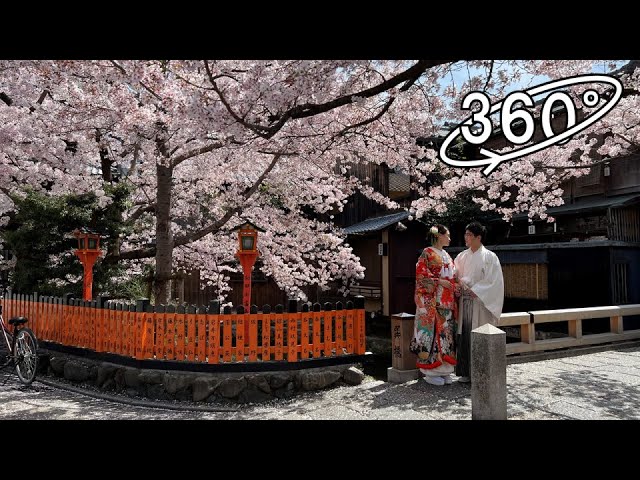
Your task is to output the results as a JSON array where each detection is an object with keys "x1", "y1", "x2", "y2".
[{"x1": 0, "y1": 298, "x2": 38, "y2": 385}]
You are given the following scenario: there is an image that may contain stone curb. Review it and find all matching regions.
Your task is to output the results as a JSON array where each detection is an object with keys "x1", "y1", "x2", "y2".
[
  {"x1": 38, "y1": 349, "x2": 367, "y2": 405},
  {"x1": 35, "y1": 376, "x2": 241, "y2": 413},
  {"x1": 506, "y1": 340, "x2": 640, "y2": 364}
]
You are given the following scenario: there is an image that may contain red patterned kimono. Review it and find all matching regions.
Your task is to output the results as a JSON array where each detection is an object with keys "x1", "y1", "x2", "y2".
[{"x1": 410, "y1": 247, "x2": 458, "y2": 374}]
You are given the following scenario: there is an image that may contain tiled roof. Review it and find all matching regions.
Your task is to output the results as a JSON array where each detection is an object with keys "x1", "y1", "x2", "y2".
[
  {"x1": 511, "y1": 193, "x2": 640, "y2": 220},
  {"x1": 548, "y1": 193, "x2": 640, "y2": 215},
  {"x1": 389, "y1": 173, "x2": 411, "y2": 192},
  {"x1": 343, "y1": 211, "x2": 410, "y2": 235}
]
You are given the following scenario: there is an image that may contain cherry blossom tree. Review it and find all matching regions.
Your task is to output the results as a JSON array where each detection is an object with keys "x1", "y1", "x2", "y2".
[{"x1": 0, "y1": 60, "x2": 634, "y2": 303}]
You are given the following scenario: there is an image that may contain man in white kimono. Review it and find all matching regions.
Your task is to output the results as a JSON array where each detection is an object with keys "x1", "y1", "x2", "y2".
[{"x1": 453, "y1": 222, "x2": 504, "y2": 383}]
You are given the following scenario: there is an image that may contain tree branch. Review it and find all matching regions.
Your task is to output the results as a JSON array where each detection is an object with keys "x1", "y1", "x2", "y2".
[
  {"x1": 0, "y1": 92, "x2": 12, "y2": 106},
  {"x1": 337, "y1": 96, "x2": 396, "y2": 136},
  {"x1": 170, "y1": 140, "x2": 224, "y2": 169},
  {"x1": 128, "y1": 203, "x2": 156, "y2": 223},
  {"x1": 0, "y1": 185, "x2": 13, "y2": 199},
  {"x1": 109, "y1": 153, "x2": 283, "y2": 261},
  {"x1": 109, "y1": 60, "x2": 127, "y2": 75},
  {"x1": 205, "y1": 59, "x2": 455, "y2": 139},
  {"x1": 36, "y1": 89, "x2": 49, "y2": 105},
  {"x1": 204, "y1": 60, "x2": 272, "y2": 138},
  {"x1": 614, "y1": 132, "x2": 639, "y2": 148},
  {"x1": 282, "y1": 60, "x2": 449, "y2": 121},
  {"x1": 104, "y1": 246, "x2": 156, "y2": 263},
  {"x1": 109, "y1": 60, "x2": 163, "y2": 101},
  {"x1": 483, "y1": 61, "x2": 494, "y2": 93},
  {"x1": 173, "y1": 153, "x2": 282, "y2": 246}
]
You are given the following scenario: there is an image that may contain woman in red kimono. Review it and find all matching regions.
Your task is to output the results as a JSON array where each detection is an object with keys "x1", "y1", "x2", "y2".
[{"x1": 410, "y1": 224, "x2": 460, "y2": 386}]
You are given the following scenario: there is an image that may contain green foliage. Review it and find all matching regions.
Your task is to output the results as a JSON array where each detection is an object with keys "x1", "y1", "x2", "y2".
[
  {"x1": 259, "y1": 183, "x2": 287, "y2": 212},
  {"x1": 417, "y1": 139, "x2": 500, "y2": 245},
  {"x1": 1, "y1": 183, "x2": 140, "y2": 298},
  {"x1": 419, "y1": 189, "x2": 498, "y2": 247},
  {"x1": 106, "y1": 271, "x2": 150, "y2": 300},
  {"x1": 448, "y1": 135, "x2": 478, "y2": 161}
]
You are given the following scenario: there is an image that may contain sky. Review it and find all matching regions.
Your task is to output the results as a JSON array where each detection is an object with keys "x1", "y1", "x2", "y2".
[
  {"x1": 446, "y1": 60, "x2": 628, "y2": 101},
  {"x1": 439, "y1": 60, "x2": 629, "y2": 128},
  {"x1": 447, "y1": 60, "x2": 629, "y2": 96}
]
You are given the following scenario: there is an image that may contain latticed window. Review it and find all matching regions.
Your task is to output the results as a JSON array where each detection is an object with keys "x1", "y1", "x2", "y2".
[
  {"x1": 502, "y1": 263, "x2": 548, "y2": 300},
  {"x1": 612, "y1": 263, "x2": 629, "y2": 305},
  {"x1": 608, "y1": 207, "x2": 640, "y2": 242}
]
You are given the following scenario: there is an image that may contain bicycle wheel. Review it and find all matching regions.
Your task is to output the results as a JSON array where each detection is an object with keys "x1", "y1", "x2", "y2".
[{"x1": 14, "y1": 327, "x2": 38, "y2": 385}]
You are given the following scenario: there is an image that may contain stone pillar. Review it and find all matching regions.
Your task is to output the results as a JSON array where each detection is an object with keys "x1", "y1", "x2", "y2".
[
  {"x1": 387, "y1": 313, "x2": 420, "y2": 383},
  {"x1": 471, "y1": 323, "x2": 507, "y2": 420}
]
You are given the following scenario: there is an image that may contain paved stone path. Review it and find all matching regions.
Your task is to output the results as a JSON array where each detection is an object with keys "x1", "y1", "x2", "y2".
[{"x1": 1, "y1": 346, "x2": 638, "y2": 419}]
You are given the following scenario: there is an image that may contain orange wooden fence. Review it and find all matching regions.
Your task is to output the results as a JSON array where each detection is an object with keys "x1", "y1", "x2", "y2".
[{"x1": 1, "y1": 293, "x2": 366, "y2": 363}]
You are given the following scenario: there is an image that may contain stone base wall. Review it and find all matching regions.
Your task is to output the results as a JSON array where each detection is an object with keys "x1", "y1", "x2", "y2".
[{"x1": 37, "y1": 350, "x2": 365, "y2": 404}]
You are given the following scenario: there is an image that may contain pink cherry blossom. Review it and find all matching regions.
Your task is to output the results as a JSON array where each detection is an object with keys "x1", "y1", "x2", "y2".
[{"x1": 1, "y1": 60, "x2": 632, "y2": 303}]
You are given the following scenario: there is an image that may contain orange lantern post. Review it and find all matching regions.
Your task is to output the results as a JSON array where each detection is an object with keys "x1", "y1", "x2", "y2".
[
  {"x1": 234, "y1": 221, "x2": 264, "y2": 336},
  {"x1": 73, "y1": 229, "x2": 102, "y2": 301}
]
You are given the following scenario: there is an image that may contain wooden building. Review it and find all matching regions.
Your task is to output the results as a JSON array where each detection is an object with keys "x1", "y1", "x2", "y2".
[
  {"x1": 344, "y1": 210, "x2": 429, "y2": 319},
  {"x1": 177, "y1": 136, "x2": 640, "y2": 316},
  {"x1": 490, "y1": 153, "x2": 640, "y2": 310}
]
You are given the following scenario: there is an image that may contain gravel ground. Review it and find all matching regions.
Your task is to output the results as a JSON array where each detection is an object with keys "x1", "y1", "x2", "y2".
[{"x1": 1, "y1": 345, "x2": 639, "y2": 420}]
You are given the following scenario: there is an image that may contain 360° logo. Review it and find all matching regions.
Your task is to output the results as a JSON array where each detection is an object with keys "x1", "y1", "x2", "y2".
[{"x1": 438, "y1": 74, "x2": 623, "y2": 176}]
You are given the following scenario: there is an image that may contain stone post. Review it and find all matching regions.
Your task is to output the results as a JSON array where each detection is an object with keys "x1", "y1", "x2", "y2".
[
  {"x1": 387, "y1": 313, "x2": 420, "y2": 383},
  {"x1": 471, "y1": 323, "x2": 507, "y2": 420}
]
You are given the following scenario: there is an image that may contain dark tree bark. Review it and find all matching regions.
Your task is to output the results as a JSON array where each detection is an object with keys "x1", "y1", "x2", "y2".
[{"x1": 153, "y1": 163, "x2": 173, "y2": 304}]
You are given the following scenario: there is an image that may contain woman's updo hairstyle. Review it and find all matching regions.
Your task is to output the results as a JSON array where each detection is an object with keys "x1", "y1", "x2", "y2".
[{"x1": 428, "y1": 224, "x2": 448, "y2": 246}]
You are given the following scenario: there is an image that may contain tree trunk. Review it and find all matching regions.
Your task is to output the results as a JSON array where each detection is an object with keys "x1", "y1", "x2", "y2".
[
  {"x1": 154, "y1": 163, "x2": 173, "y2": 304},
  {"x1": 145, "y1": 274, "x2": 153, "y2": 301},
  {"x1": 177, "y1": 274, "x2": 185, "y2": 304}
]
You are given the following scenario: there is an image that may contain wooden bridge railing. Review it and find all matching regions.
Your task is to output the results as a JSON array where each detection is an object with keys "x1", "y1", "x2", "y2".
[
  {"x1": 498, "y1": 304, "x2": 640, "y2": 355},
  {"x1": 1, "y1": 293, "x2": 366, "y2": 364}
]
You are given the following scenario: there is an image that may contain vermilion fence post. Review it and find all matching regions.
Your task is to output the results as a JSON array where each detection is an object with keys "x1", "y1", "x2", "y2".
[
  {"x1": 56, "y1": 297, "x2": 62, "y2": 344},
  {"x1": 197, "y1": 306, "x2": 207, "y2": 362},
  {"x1": 124, "y1": 303, "x2": 132, "y2": 356},
  {"x1": 40, "y1": 295, "x2": 47, "y2": 340},
  {"x1": 324, "y1": 302, "x2": 333, "y2": 357},
  {"x1": 72, "y1": 299, "x2": 80, "y2": 346},
  {"x1": 108, "y1": 303, "x2": 116, "y2": 353},
  {"x1": 175, "y1": 304, "x2": 185, "y2": 361},
  {"x1": 144, "y1": 303, "x2": 154, "y2": 359},
  {"x1": 135, "y1": 299, "x2": 149, "y2": 360},
  {"x1": 155, "y1": 305, "x2": 166, "y2": 360},
  {"x1": 222, "y1": 305, "x2": 232, "y2": 362},
  {"x1": 301, "y1": 303, "x2": 311, "y2": 360},
  {"x1": 312, "y1": 303, "x2": 322, "y2": 358},
  {"x1": 248, "y1": 305, "x2": 258, "y2": 362},
  {"x1": 90, "y1": 300, "x2": 97, "y2": 350},
  {"x1": 354, "y1": 296, "x2": 366, "y2": 355},
  {"x1": 287, "y1": 299, "x2": 298, "y2": 362},
  {"x1": 115, "y1": 303, "x2": 123, "y2": 354},
  {"x1": 186, "y1": 305, "x2": 197, "y2": 361},
  {"x1": 345, "y1": 300, "x2": 354, "y2": 354},
  {"x1": 335, "y1": 302, "x2": 344, "y2": 356},
  {"x1": 82, "y1": 300, "x2": 89, "y2": 348},
  {"x1": 274, "y1": 304, "x2": 284, "y2": 361},
  {"x1": 261, "y1": 304, "x2": 271, "y2": 362},
  {"x1": 165, "y1": 304, "x2": 176, "y2": 360},
  {"x1": 207, "y1": 300, "x2": 220, "y2": 364},
  {"x1": 236, "y1": 305, "x2": 245, "y2": 361}
]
